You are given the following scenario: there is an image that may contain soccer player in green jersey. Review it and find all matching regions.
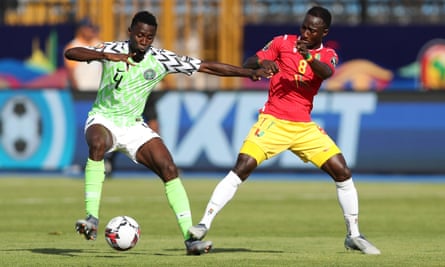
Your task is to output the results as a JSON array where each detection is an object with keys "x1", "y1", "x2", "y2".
[{"x1": 64, "y1": 10, "x2": 272, "y2": 255}]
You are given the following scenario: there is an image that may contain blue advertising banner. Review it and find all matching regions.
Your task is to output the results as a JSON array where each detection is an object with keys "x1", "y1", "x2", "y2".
[
  {"x1": 0, "y1": 90, "x2": 75, "y2": 169},
  {"x1": 72, "y1": 91, "x2": 445, "y2": 174}
]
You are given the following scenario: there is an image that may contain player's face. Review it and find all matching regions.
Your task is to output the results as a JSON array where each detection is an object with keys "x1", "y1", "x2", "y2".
[
  {"x1": 128, "y1": 22, "x2": 157, "y2": 54},
  {"x1": 299, "y1": 15, "x2": 328, "y2": 49}
]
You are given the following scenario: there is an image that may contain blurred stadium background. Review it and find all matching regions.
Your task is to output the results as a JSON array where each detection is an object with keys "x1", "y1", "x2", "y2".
[{"x1": 1, "y1": 0, "x2": 445, "y2": 176}]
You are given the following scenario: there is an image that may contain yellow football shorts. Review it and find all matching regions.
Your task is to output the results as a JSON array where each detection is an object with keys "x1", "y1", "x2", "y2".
[{"x1": 239, "y1": 113, "x2": 341, "y2": 168}]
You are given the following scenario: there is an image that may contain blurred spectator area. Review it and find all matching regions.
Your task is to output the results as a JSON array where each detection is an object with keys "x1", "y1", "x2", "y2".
[
  {"x1": 3, "y1": 1, "x2": 445, "y2": 27},
  {"x1": 2, "y1": 0, "x2": 445, "y2": 90}
]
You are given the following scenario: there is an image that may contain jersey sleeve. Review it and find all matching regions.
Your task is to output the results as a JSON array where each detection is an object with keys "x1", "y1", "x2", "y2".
[
  {"x1": 256, "y1": 36, "x2": 282, "y2": 61},
  {"x1": 96, "y1": 41, "x2": 127, "y2": 54},
  {"x1": 150, "y1": 48, "x2": 202, "y2": 76},
  {"x1": 319, "y1": 48, "x2": 339, "y2": 74}
]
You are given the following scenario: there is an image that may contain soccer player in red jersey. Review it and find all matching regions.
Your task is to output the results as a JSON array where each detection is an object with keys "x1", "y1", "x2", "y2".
[{"x1": 189, "y1": 6, "x2": 381, "y2": 255}]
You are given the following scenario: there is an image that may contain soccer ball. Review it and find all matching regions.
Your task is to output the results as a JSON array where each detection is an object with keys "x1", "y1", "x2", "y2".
[{"x1": 105, "y1": 216, "x2": 141, "y2": 251}]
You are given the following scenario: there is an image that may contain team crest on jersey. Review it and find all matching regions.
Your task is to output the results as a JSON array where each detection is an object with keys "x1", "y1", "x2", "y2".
[{"x1": 143, "y1": 69, "x2": 156, "y2": 80}]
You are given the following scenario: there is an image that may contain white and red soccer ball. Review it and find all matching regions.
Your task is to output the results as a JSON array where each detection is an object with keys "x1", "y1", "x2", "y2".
[{"x1": 105, "y1": 216, "x2": 140, "y2": 251}]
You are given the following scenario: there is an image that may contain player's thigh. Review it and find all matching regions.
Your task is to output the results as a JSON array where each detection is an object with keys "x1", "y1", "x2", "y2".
[
  {"x1": 289, "y1": 123, "x2": 341, "y2": 168},
  {"x1": 119, "y1": 122, "x2": 161, "y2": 163},
  {"x1": 241, "y1": 114, "x2": 293, "y2": 165},
  {"x1": 137, "y1": 137, "x2": 178, "y2": 180},
  {"x1": 84, "y1": 115, "x2": 117, "y2": 153}
]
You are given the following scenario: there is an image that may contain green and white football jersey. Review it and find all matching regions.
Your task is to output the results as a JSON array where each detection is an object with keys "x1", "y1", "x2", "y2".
[{"x1": 87, "y1": 41, "x2": 202, "y2": 127}]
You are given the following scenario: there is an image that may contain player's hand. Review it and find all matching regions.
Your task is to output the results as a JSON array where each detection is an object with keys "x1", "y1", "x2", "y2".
[
  {"x1": 296, "y1": 40, "x2": 310, "y2": 58},
  {"x1": 104, "y1": 52, "x2": 137, "y2": 69},
  {"x1": 250, "y1": 68, "x2": 274, "y2": 81},
  {"x1": 259, "y1": 59, "x2": 279, "y2": 74}
]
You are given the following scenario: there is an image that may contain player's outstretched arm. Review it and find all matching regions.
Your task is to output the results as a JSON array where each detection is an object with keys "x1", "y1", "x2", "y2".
[
  {"x1": 64, "y1": 47, "x2": 105, "y2": 62},
  {"x1": 64, "y1": 47, "x2": 136, "y2": 66},
  {"x1": 198, "y1": 61, "x2": 272, "y2": 81},
  {"x1": 244, "y1": 55, "x2": 279, "y2": 74}
]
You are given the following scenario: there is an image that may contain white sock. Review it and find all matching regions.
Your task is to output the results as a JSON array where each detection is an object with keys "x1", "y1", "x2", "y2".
[
  {"x1": 336, "y1": 178, "x2": 360, "y2": 237},
  {"x1": 199, "y1": 171, "x2": 242, "y2": 228}
]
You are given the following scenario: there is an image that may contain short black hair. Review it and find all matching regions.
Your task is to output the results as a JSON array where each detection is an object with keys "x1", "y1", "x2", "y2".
[
  {"x1": 307, "y1": 6, "x2": 332, "y2": 28},
  {"x1": 131, "y1": 11, "x2": 157, "y2": 29}
]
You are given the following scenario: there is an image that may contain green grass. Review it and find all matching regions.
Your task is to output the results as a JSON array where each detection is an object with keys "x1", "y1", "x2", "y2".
[{"x1": 0, "y1": 176, "x2": 444, "y2": 266}]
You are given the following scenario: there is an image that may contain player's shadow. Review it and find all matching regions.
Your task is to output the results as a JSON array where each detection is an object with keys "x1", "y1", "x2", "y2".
[
  {"x1": 27, "y1": 248, "x2": 146, "y2": 258},
  {"x1": 14, "y1": 247, "x2": 282, "y2": 257},
  {"x1": 164, "y1": 247, "x2": 283, "y2": 254},
  {"x1": 0, "y1": 248, "x2": 85, "y2": 257},
  {"x1": 31, "y1": 248, "x2": 84, "y2": 257},
  {"x1": 212, "y1": 247, "x2": 283, "y2": 253}
]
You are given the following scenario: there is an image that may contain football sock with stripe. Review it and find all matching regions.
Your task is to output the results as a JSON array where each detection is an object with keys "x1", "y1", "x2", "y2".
[
  {"x1": 199, "y1": 171, "x2": 242, "y2": 229},
  {"x1": 84, "y1": 158, "x2": 105, "y2": 219},
  {"x1": 336, "y1": 178, "x2": 360, "y2": 237},
  {"x1": 165, "y1": 178, "x2": 193, "y2": 240}
]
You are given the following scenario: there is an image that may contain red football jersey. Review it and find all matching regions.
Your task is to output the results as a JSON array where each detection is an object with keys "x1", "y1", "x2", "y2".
[{"x1": 256, "y1": 34, "x2": 338, "y2": 122}]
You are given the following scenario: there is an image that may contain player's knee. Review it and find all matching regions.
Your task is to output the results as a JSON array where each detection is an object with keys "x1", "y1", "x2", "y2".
[
  {"x1": 159, "y1": 162, "x2": 179, "y2": 180},
  {"x1": 321, "y1": 158, "x2": 352, "y2": 182},
  {"x1": 87, "y1": 133, "x2": 111, "y2": 153},
  {"x1": 340, "y1": 168, "x2": 352, "y2": 181},
  {"x1": 332, "y1": 166, "x2": 352, "y2": 182},
  {"x1": 232, "y1": 154, "x2": 257, "y2": 180},
  {"x1": 87, "y1": 140, "x2": 109, "y2": 160}
]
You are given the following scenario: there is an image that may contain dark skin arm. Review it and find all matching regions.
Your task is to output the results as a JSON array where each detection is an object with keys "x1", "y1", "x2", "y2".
[
  {"x1": 64, "y1": 47, "x2": 136, "y2": 68},
  {"x1": 198, "y1": 61, "x2": 272, "y2": 81},
  {"x1": 65, "y1": 47, "x2": 272, "y2": 80},
  {"x1": 243, "y1": 56, "x2": 278, "y2": 73},
  {"x1": 296, "y1": 39, "x2": 333, "y2": 80},
  {"x1": 243, "y1": 40, "x2": 333, "y2": 80}
]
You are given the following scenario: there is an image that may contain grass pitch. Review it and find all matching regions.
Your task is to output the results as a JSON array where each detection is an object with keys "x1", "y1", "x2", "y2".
[{"x1": 0, "y1": 175, "x2": 444, "y2": 266}]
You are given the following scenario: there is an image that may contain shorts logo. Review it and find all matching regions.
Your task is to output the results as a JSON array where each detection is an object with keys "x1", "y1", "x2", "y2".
[
  {"x1": 86, "y1": 117, "x2": 95, "y2": 125},
  {"x1": 254, "y1": 128, "x2": 264, "y2": 137},
  {"x1": 143, "y1": 69, "x2": 156, "y2": 80}
]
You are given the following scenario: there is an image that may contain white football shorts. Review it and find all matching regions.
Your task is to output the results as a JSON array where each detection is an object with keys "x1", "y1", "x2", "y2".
[{"x1": 84, "y1": 114, "x2": 160, "y2": 163}]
